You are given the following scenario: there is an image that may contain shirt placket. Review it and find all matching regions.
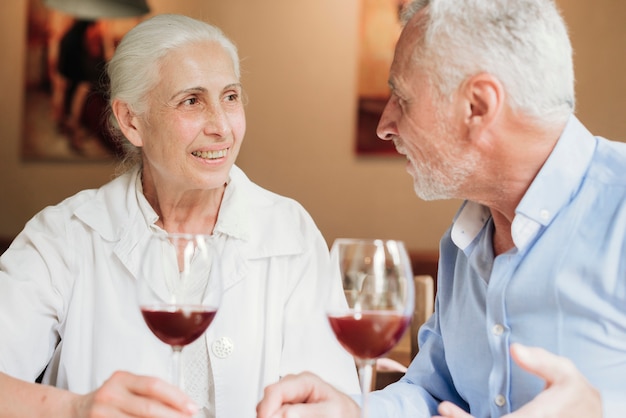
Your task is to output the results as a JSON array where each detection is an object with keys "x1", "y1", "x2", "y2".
[{"x1": 485, "y1": 252, "x2": 518, "y2": 417}]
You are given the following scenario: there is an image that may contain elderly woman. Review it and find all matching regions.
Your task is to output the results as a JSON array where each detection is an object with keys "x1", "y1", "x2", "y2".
[{"x1": 0, "y1": 14, "x2": 358, "y2": 417}]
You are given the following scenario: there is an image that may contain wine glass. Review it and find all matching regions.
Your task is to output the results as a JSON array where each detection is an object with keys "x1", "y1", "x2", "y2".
[
  {"x1": 137, "y1": 232, "x2": 221, "y2": 390},
  {"x1": 327, "y1": 238, "x2": 414, "y2": 418}
]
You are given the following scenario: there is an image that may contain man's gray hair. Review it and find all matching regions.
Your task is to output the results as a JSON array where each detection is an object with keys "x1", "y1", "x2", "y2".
[{"x1": 400, "y1": 0, "x2": 574, "y2": 125}]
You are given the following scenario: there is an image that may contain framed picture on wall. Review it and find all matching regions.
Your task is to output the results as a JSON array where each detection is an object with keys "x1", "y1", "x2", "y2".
[
  {"x1": 22, "y1": 0, "x2": 141, "y2": 162},
  {"x1": 355, "y1": 0, "x2": 409, "y2": 156}
]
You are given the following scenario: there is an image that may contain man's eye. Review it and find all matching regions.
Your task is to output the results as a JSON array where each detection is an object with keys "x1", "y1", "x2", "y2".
[
  {"x1": 183, "y1": 97, "x2": 198, "y2": 105},
  {"x1": 225, "y1": 93, "x2": 239, "y2": 102},
  {"x1": 392, "y1": 93, "x2": 406, "y2": 108}
]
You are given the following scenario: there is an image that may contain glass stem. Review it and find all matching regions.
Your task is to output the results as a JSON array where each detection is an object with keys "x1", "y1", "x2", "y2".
[
  {"x1": 357, "y1": 358, "x2": 376, "y2": 418},
  {"x1": 171, "y1": 346, "x2": 183, "y2": 389}
]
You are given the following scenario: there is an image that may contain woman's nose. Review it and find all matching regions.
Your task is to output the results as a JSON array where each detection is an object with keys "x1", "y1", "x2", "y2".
[{"x1": 204, "y1": 103, "x2": 229, "y2": 136}]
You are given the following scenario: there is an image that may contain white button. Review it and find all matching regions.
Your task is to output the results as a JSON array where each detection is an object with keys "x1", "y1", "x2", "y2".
[
  {"x1": 539, "y1": 209, "x2": 550, "y2": 220},
  {"x1": 494, "y1": 394, "x2": 506, "y2": 407},
  {"x1": 492, "y1": 324, "x2": 504, "y2": 336},
  {"x1": 211, "y1": 337, "x2": 234, "y2": 359}
]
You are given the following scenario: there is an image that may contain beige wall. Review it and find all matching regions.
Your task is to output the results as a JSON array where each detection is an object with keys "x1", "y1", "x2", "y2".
[{"x1": 1, "y1": 0, "x2": 624, "y2": 252}]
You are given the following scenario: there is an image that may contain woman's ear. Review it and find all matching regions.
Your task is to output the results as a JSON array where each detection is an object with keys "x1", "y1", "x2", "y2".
[
  {"x1": 461, "y1": 73, "x2": 504, "y2": 141},
  {"x1": 112, "y1": 99, "x2": 143, "y2": 147}
]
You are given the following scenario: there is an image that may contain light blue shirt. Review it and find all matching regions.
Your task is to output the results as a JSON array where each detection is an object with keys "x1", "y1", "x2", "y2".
[{"x1": 368, "y1": 116, "x2": 626, "y2": 417}]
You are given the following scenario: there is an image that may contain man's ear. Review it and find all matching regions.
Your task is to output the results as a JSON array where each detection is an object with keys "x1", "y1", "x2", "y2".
[
  {"x1": 112, "y1": 99, "x2": 143, "y2": 147},
  {"x1": 460, "y1": 73, "x2": 504, "y2": 140}
]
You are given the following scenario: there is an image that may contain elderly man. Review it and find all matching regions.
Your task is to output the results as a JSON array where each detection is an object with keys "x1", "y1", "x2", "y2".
[{"x1": 256, "y1": 0, "x2": 626, "y2": 417}]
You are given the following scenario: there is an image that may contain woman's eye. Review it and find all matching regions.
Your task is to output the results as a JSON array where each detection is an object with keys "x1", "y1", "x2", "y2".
[{"x1": 225, "y1": 93, "x2": 239, "y2": 102}]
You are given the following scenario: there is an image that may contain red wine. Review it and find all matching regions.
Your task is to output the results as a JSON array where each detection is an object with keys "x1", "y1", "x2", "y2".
[
  {"x1": 328, "y1": 311, "x2": 410, "y2": 359},
  {"x1": 141, "y1": 304, "x2": 217, "y2": 348}
]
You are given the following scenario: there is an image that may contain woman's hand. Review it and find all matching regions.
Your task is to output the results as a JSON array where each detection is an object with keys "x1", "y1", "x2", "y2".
[
  {"x1": 256, "y1": 371, "x2": 360, "y2": 418},
  {"x1": 74, "y1": 371, "x2": 198, "y2": 417},
  {"x1": 1, "y1": 370, "x2": 197, "y2": 417}
]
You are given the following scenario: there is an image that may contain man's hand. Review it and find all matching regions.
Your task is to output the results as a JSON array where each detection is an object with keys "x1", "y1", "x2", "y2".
[
  {"x1": 505, "y1": 343, "x2": 601, "y2": 417},
  {"x1": 434, "y1": 344, "x2": 602, "y2": 418},
  {"x1": 256, "y1": 371, "x2": 360, "y2": 418}
]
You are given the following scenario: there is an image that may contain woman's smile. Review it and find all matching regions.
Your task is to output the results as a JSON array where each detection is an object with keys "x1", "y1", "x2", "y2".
[{"x1": 191, "y1": 147, "x2": 229, "y2": 160}]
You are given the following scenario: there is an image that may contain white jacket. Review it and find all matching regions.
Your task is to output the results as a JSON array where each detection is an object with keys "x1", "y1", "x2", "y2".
[{"x1": 0, "y1": 166, "x2": 359, "y2": 417}]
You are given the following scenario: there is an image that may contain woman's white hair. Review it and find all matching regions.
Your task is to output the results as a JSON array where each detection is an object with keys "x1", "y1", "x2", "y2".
[
  {"x1": 105, "y1": 14, "x2": 240, "y2": 170},
  {"x1": 401, "y1": 0, "x2": 575, "y2": 125}
]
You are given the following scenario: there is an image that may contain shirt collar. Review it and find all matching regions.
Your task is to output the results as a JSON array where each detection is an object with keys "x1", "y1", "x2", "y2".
[
  {"x1": 515, "y1": 115, "x2": 595, "y2": 229},
  {"x1": 134, "y1": 169, "x2": 158, "y2": 230},
  {"x1": 213, "y1": 166, "x2": 250, "y2": 241},
  {"x1": 451, "y1": 200, "x2": 491, "y2": 250},
  {"x1": 135, "y1": 165, "x2": 250, "y2": 241},
  {"x1": 452, "y1": 115, "x2": 596, "y2": 251}
]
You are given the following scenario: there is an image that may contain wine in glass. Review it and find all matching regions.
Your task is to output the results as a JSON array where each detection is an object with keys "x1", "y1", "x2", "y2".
[
  {"x1": 137, "y1": 233, "x2": 221, "y2": 390},
  {"x1": 327, "y1": 238, "x2": 414, "y2": 418}
]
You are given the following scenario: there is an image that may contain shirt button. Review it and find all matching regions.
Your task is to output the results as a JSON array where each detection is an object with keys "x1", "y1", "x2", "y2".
[
  {"x1": 211, "y1": 336, "x2": 234, "y2": 359},
  {"x1": 494, "y1": 394, "x2": 506, "y2": 407},
  {"x1": 540, "y1": 209, "x2": 550, "y2": 220},
  {"x1": 492, "y1": 324, "x2": 504, "y2": 336}
]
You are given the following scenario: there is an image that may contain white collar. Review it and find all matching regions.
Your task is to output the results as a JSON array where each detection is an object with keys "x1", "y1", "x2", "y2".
[
  {"x1": 451, "y1": 201, "x2": 541, "y2": 252},
  {"x1": 134, "y1": 165, "x2": 250, "y2": 241}
]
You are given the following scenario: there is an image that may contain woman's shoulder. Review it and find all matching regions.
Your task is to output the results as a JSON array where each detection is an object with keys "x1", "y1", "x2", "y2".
[
  {"x1": 231, "y1": 166, "x2": 314, "y2": 220},
  {"x1": 26, "y1": 170, "x2": 138, "y2": 240},
  {"x1": 229, "y1": 166, "x2": 324, "y2": 255}
]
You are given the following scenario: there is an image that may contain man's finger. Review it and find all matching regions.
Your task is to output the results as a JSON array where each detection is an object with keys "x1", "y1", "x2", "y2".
[
  {"x1": 266, "y1": 402, "x2": 339, "y2": 418},
  {"x1": 510, "y1": 343, "x2": 575, "y2": 385},
  {"x1": 436, "y1": 400, "x2": 474, "y2": 418},
  {"x1": 257, "y1": 373, "x2": 324, "y2": 418}
]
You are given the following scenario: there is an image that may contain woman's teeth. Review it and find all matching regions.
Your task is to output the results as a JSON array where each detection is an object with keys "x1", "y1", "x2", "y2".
[{"x1": 192, "y1": 149, "x2": 228, "y2": 159}]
